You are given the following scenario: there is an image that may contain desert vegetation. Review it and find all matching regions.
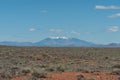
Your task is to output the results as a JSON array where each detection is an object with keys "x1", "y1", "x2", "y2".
[{"x1": 0, "y1": 46, "x2": 119, "y2": 80}]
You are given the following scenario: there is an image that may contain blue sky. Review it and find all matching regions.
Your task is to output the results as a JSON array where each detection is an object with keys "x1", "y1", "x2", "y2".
[{"x1": 0, "y1": 0, "x2": 120, "y2": 44}]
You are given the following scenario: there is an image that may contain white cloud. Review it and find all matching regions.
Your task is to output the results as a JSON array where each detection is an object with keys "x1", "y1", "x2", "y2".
[
  {"x1": 108, "y1": 26, "x2": 119, "y2": 32},
  {"x1": 95, "y1": 5, "x2": 120, "y2": 9},
  {"x1": 29, "y1": 28, "x2": 36, "y2": 32},
  {"x1": 108, "y1": 13, "x2": 120, "y2": 18},
  {"x1": 41, "y1": 10, "x2": 48, "y2": 13},
  {"x1": 49, "y1": 29, "x2": 63, "y2": 33}
]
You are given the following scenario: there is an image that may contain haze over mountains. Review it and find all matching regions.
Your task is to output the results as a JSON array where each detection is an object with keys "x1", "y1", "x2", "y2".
[{"x1": 0, "y1": 37, "x2": 120, "y2": 47}]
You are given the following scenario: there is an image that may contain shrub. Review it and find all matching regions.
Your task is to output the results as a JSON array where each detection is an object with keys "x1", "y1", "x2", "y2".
[
  {"x1": 86, "y1": 78, "x2": 95, "y2": 80},
  {"x1": 0, "y1": 72, "x2": 12, "y2": 80},
  {"x1": 10, "y1": 67, "x2": 22, "y2": 77},
  {"x1": 112, "y1": 64, "x2": 120, "y2": 69},
  {"x1": 32, "y1": 72, "x2": 47, "y2": 79},
  {"x1": 22, "y1": 69, "x2": 31, "y2": 75},
  {"x1": 56, "y1": 65, "x2": 65, "y2": 72},
  {"x1": 46, "y1": 68, "x2": 55, "y2": 72},
  {"x1": 76, "y1": 74, "x2": 85, "y2": 80},
  {"x1": 111, "y1": 69, "x2": 120, "y2": 75}
]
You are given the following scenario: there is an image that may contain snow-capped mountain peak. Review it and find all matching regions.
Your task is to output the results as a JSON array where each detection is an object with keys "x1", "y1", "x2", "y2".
[{"x1": 49, "y1": 36, "x2": 69, "y2": 39}]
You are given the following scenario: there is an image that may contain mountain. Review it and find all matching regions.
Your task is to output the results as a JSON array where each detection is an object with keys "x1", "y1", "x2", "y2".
[
  {"x1": 0, "y1": 41, "x2": 33, "y2": 46},
  {"x1": 105, "y1": 43, "x2": 120, "y2": 47},
  {"x1": 0, "y1": 37, "x2": 96, "y2": 47},
  {"x1": 34, "y1": 37, "x2": 96, "y2": 47},
  {"x1": 0, "y1": 37, "x2": 120, "y2": 47}
]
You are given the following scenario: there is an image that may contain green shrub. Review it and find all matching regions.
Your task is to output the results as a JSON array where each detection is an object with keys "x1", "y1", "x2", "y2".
[
  {"x1": 57, "y1": 66, "x2": 65, "y2": 72},
  {"x1": 112, "y1": 64, "x2": 120, "y2": 69},
  {"x1": 31, "y1": 72, "x2": 47, "y2": 79},
  {"x1": 86, "y1": 78, "x2": 95, "y2": 80},
  {"x1": 111, "y1": 69, "x2": 120, "y2": 75},
  {"x1": 76, "y1": 74, "x2": 85, "y2": 80},
  {"x1": 22, "y1": 69, "x2": 31, "y2": 75}
]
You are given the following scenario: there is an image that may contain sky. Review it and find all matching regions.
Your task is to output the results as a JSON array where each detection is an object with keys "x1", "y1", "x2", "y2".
[{"x1": 0, "y1": 0, "x2": 120, "y2": 44}]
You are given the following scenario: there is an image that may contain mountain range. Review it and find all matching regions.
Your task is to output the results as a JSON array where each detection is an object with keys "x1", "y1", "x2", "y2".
[{"x1": 0, "y1": 37, "x2": 120, "y2": 47}]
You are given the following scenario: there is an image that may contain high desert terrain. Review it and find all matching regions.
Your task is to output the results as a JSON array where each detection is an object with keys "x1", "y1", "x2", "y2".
[{"x1": 0, "y1": 46, "x2": 119, "y2": 80}]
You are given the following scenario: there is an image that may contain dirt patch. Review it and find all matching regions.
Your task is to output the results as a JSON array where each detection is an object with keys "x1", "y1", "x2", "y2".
[
  {"x1": 44, "y1": 72, "x2": 119, "y2": 80},
  {"x1": 11, "y1": 72, "x2": 119, "y2": 80},
  {"x1": 11, "y1": 76, "x2": 28, "y2": 80}
]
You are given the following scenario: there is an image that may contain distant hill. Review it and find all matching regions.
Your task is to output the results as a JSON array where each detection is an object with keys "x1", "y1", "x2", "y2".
[
  {"x1": 0, "y1": 37, "x2": 120, "y2": 47},
  {"x1": 0, "y1": 41, "x2": 33, "y2": 46},
  {"x1": 105, "y1": 43, "x2": 120, "y2": 47}
]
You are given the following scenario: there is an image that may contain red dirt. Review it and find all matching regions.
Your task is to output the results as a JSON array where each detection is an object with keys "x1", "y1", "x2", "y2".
[
  {"x1": 11, "y1": 72, "x2": 119, "y2": 80},
  {"x1": 44, "y1": 72, "x2": 119, "y2": 80},
  {"x1": 11, "y1": 76, "x2": 28, "y2": 80}
]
